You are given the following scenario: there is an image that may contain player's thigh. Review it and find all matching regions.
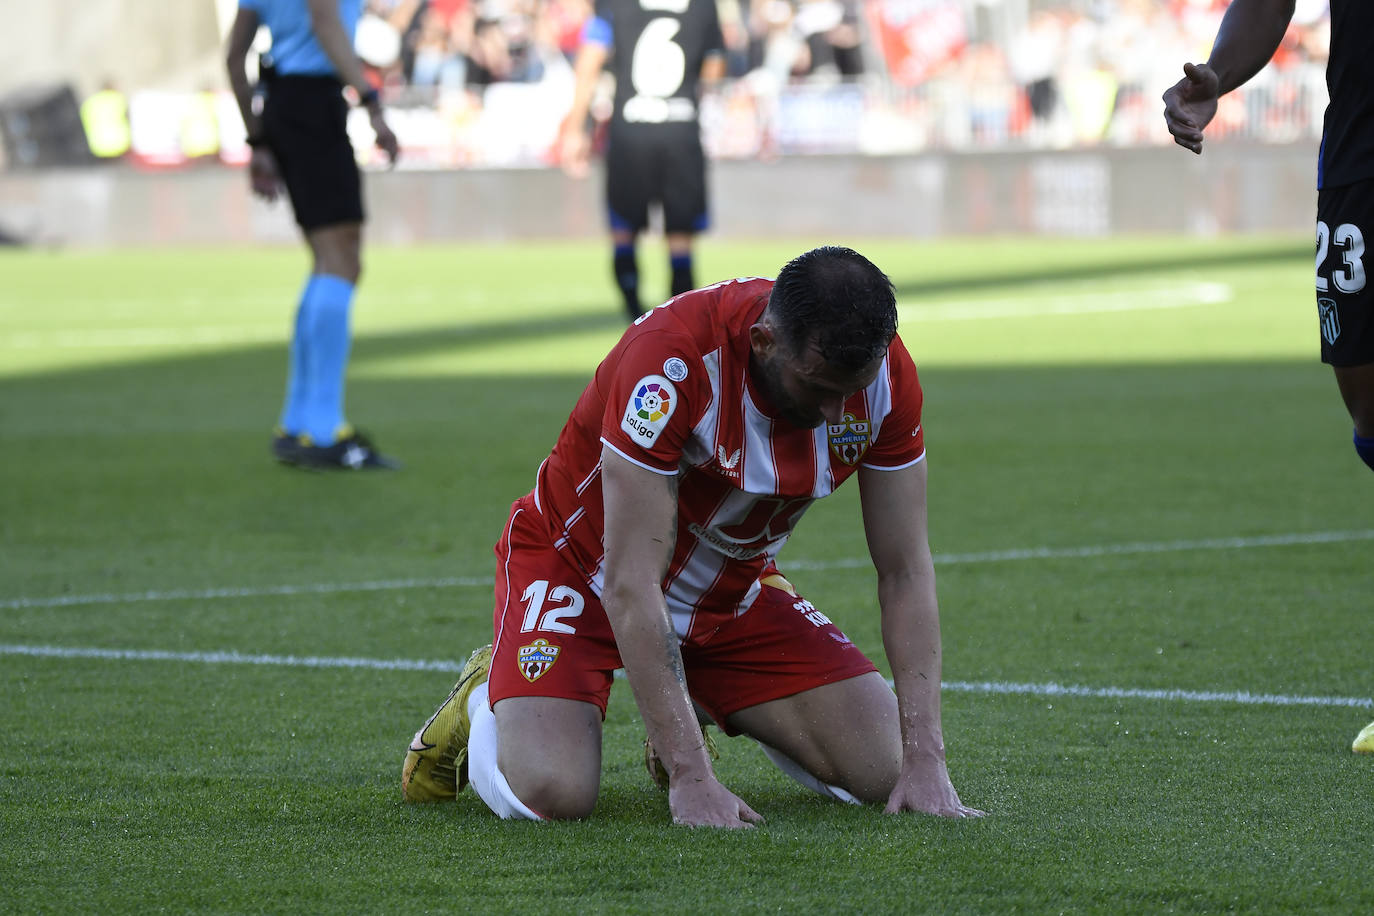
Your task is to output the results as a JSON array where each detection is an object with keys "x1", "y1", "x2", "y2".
[
  {"x1": 683, "y1": 576, "x2": 897, "y2": 798},
  {"x1": 487, "y1": 495, "x2": 623, "y2": 815},
  {"x1": 727, "y1": 671, "x2": 901, "y2": 803},
  {"x1": 684, "y1": 576, "x2": 878, "y2": 729},
  {"x1": 605, "y1": 129, "x2": 653, "y2": 232},
  {"x1": 659, "y1": 128, "x2": 708, "y2": 234},
  {"x1": 487, "y1": 496, "x2": 621, "y2": 712},
  {"x1": 493, "y1": 695, "x2": 603, "y2": 819}
]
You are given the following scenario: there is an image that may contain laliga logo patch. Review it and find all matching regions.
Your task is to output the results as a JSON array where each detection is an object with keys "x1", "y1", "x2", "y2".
[
  {"x1": 621, "y1": 374, "x2": 677, "y2": 445},
  {"x1": 827, "y1": 412, "x2": 871, "y2": 466},
  {"x1": 517, "y1": 638, "x2": 560, "y2": 683}
]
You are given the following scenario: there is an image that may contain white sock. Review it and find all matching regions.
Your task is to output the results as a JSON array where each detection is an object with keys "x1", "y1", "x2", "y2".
[
  {"x1": 757, "y1": 741, "x2": 861, "y2": 805},
  {"x1": 466, "y1": 682, "x2": 542, "y2": 820}
]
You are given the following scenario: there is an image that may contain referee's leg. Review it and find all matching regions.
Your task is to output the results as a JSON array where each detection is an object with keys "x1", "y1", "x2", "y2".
[
  {"x1": 295, "y1": 222, "x2": 363, "y2": 446},
  {"x1": 307, "y1": 222, "x2": 362, "y2": 284}
]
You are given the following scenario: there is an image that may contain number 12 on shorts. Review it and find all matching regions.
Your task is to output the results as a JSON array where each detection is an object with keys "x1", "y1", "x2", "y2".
[{"x1": 520, "y1": 580, "x2": 585, "y2": 634}]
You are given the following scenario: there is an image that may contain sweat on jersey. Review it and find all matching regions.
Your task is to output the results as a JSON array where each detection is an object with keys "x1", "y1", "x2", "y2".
[{"x1": 528, "y1": 277, "x2": 926, "y2": 642}]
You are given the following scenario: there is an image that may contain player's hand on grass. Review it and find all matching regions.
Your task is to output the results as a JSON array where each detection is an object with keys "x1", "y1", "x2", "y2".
[
  {"x1": 248, "y1": 147, "x2": 284, "y2": 201},
  {"x1": 1162, "y1": 62, "x2": 1220, "y2": 154},
  {"x1": 668, "y1": 771, "x2": 764, "y2": 829},
  {"x1": 884, "y1": 753, "x2": 986, "y2": 819}
]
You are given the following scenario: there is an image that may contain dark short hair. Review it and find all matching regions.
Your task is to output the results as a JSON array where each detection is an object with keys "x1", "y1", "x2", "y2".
[{"x1": 766, "y1": 246, "x2": 897, "y2": 373}]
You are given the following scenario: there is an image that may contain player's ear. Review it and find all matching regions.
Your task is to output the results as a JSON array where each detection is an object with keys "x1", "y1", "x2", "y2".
[{"x1": 749, "y1": 321, "x2": 777, "y2": 360}]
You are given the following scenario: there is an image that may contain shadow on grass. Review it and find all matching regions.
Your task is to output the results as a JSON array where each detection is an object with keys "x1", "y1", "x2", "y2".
[
  {"x1": 889, "y1": 238, "x2": 1310, "y2": 300},
  {"x1": 0, "y1": 307, "x2": 1350, "y2": 600},
  {"x1": 0, "y1": 235, "x2": 1314, "y2": 399}
]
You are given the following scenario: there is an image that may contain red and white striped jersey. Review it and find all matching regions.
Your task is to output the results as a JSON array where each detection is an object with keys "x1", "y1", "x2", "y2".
[{"x1": 531, "y1": 277, "x2": 926, "y2": 643}]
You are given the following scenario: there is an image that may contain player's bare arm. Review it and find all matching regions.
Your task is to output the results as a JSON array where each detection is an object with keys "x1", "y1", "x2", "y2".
[
  {"x1": 599, "y1": 446, "x2": 763, "y2": 828},
  {"x1": 858, "y1": 460, "x2": 985, "y2": 818},
  {"x1": 1163, "y1": 0, "x2": 1296, "y2": 153},
  {"x1": 558, "y1": 41, "x2": 609, "y2": 178}
]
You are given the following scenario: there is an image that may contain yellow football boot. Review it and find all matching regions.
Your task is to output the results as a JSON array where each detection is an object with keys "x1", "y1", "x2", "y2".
[
  {"x1": 1353, "y1": 720, "x2": 1374, "y2": 754},
  {"x1": 401, "y1": 644, "x2": 493, "y2": 802}
]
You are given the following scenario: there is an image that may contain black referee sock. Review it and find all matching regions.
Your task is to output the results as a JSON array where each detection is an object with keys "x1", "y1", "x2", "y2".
[
  {"x1": 670, "y1": 253, "x2": 694, "y2": 297},
  {"x1": 613, "y1": 245, "x2": 642, "y2": 319}
]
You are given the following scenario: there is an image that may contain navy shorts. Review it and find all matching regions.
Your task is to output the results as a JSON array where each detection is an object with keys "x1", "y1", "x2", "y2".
[
  {"x1": 1315, "y1": 179, "x2": 1374, "y2": 367},
  {"x1": 261, "y1": 75, "x2": 364, "y2": 231},
  {"x1": 604, "y1": 121, "x2": 708, "y2": 235}
]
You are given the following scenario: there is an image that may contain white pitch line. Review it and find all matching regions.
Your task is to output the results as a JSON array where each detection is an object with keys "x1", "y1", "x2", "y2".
[
  {"x1": 0, "y1": 576, "x2": 494, "y2": 611},
  {"x1": 788, "y1": 528, "x2": 1374, "y2": 571},
  {"x1": 942, "y1": 679, "x2": 1373, "y2": 710},
  {"x1": 2, "y1": 643, "x2": 1368, "y2": 710},
  {"x1": 4, "y1": 529, "x2": 1371, "y2": 612},
  {"x1": 898, "y1": 282, "x2": 1232, "y2": 321},
  {"x1": 0, "y1": 643, "x2": 461, "y2": 673}
]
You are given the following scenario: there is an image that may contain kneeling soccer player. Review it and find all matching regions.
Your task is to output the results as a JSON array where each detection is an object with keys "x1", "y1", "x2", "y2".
[{"x1": 402, "y1": 247, "x2": 983, "y2": 826}]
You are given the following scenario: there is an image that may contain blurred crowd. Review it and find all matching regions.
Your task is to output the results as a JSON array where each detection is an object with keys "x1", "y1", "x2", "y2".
[
  {"x1": 929, "y1": 0, "x2": 1332, "y2": 148},
  {"x1": 345, "y1": 0, "x2": 1337, "y2": 158},
  {"x1": 75, "y1": 0, "x2": 1336, "y2": 168},
  {"x1": 354, "y1": 0, "x2": 869, "y2": 91}
]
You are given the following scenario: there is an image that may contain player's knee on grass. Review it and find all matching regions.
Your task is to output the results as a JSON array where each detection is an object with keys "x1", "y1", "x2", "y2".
[
  {"x1": 493, "y1": 697, "x2": 602, "y2": 820},
  {"x1": 500, "y1": 760, "x2": 599, "y2": 820},
  {"x1": 828, "y1": 732, "x2": 903, "y2": 805},
  {"x1": 801, "y1": 697, "x2": 902, "y2": 804},
  {"x1": 762, "y1": 730, "x2": 900, "y2": 805},
  {"x1": 731, "y1": 672, "x2": 902, "y2": 804}
]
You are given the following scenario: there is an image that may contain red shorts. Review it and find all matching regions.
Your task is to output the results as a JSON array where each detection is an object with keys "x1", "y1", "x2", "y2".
[{"x1": 487, "y1": 495, "x2": 878, "y2": 735}]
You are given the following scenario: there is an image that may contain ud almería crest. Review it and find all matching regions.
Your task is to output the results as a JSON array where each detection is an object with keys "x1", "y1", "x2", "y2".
[
  {"x1": 828, "y1": 412, "x2": 871, "y2": 466},
  {"x1": 517, "y1": 638, "x2": 560, "y2": 683}
]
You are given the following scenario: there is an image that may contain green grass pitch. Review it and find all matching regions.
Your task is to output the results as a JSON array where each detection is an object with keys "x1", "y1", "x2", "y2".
[{"x1": 1, "y1": 234, "x2": 1370, "y2": 914}]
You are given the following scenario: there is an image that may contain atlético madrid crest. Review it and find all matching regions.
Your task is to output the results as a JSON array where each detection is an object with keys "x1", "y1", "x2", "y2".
[
  {"x1": 828, "y1": 412, "x2": 871, "y2": 466},
  {"x1": 1319, "y1": 298, "x2": 1341, "y2": 346},
  {"x1": 517, "y1": 638, "x2": 560, "y2": 683}
]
